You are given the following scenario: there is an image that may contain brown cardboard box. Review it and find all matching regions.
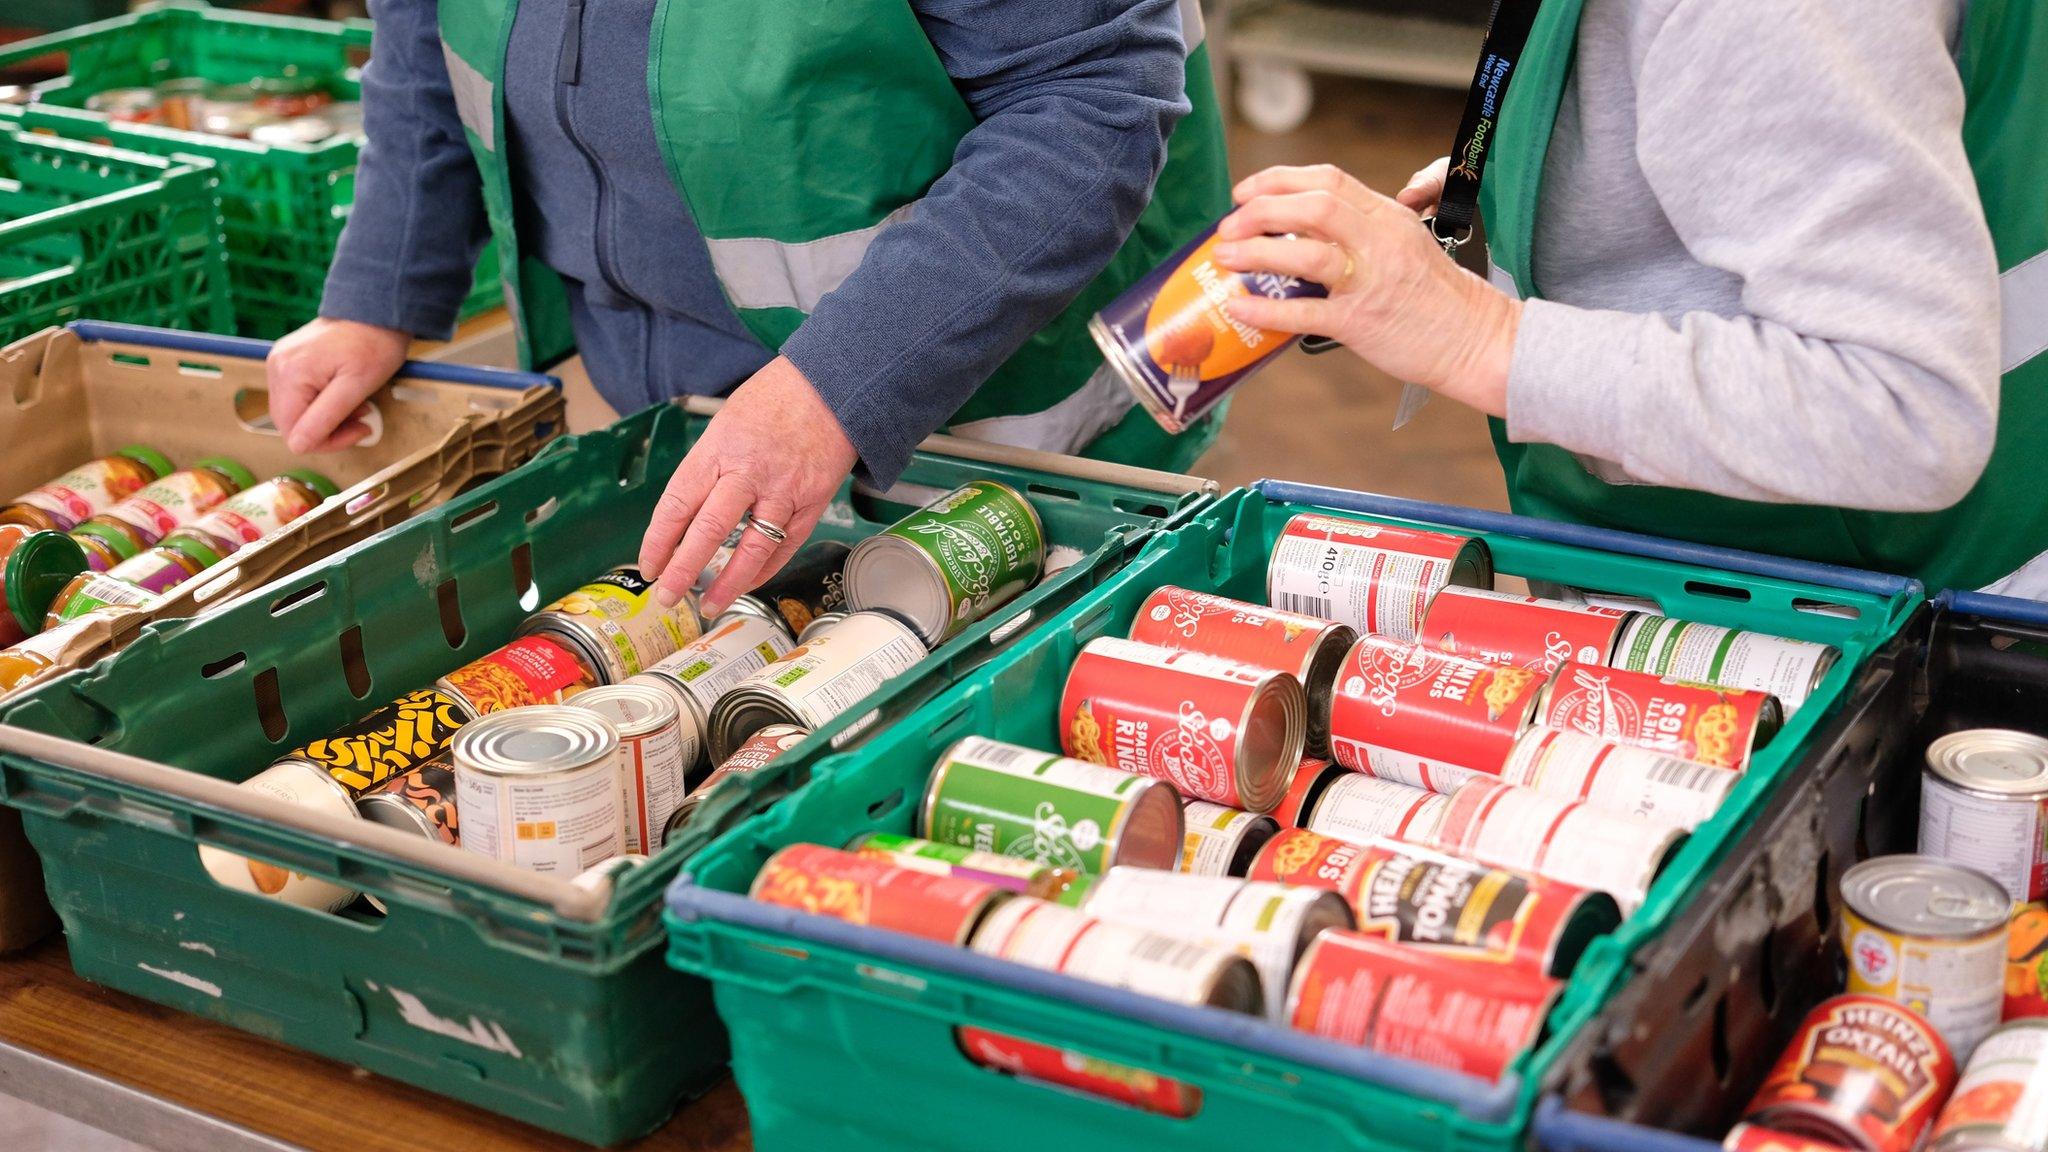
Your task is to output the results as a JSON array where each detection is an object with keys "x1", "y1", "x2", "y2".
[{"x1": 0, "y1": 324, "x2": 564, "y2": 950}]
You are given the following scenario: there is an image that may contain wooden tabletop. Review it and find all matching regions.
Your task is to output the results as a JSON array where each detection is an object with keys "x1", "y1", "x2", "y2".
[{"x1": 0, "y1": 937, "x2": 752, "y2": 1152}]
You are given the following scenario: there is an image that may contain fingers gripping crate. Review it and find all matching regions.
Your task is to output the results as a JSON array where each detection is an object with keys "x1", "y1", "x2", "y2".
[
  {"x1": 0, "y1": 399, "x2": 1214, "y2": 1144},
  {"x1": 0, "y1": 127, "x2": 232, "y2": 344},
  {"x1": 1532, "y1": 590, "x2": 2048, "y2": 1152},
  {"x1": 663, "y1": 480, "x2": 1921, "y2": 1152},
  {"x1": 0, "y1": 2, "x2": 504, "y2": 338}
]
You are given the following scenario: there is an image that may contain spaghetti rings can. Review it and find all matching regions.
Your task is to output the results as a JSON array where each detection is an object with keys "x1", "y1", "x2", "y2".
[
  {"x1": 1266, "y1": 512, "x2": 1491, "y2": 642},
  {"x1": 970, "y1": 896, "x2": 1264, "y2": 1015},
  {"x1": 1419, "y1": 586, "x2": 1636, "y2": 675},
  {"x1": 1842, "y1": 855, "x2": 2010, "y2": 1061},
  {"x1": 1328, "y1": 633, "x2": 1546, "y2": 793},
  {"x1": 1534, "y1": 661, "x2": 1783, "y2": 773},
  {"x1": 750, "y1": 843, "x2": 1008, "y2": 946},
  {"x1": 843, "y1": 480, "x2": 1045, "y2": 646}
]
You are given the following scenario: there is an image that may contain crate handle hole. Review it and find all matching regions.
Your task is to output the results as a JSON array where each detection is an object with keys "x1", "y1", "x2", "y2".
[
  {"x1": 254, "y1": 667, "x2": 288, "y2": 743},
  {"x1": 1758, "y1": 924, "x2": 1780, "y2": 1013},
  {"x1": 176, "y1": 359, "x2": 223, "y2": 378},
  {"x1": 270, "y1": 581, "x2": 326, "y2": 617},
  {"x1": 1682, "y1": 580, "x2": 1751, "y2": 603},
  {"x1": 200, "y1": 652, "x2": 246, "y2": 680},
  {"x1": 931, "y1": 703, "x2": 974, "y2": 745},
  {"x1": 1709, "y1": 993, "x2": 1732, "y2": 1086},
  {"x1": 339, "y1": 625, "x2": 372, "y2": 700},
  {"x1": 511, "y1": 543, "x2": 537, "y2": 612},
  {"x1": 436, "y1": 579, "x2": 466, "y2": 648},
  {"x1": 988, "y1": 609, "x2": 1035, "y2": 647},
  {"x1": 865, "y1": 788, "x2": 906, "y2": 822},
  {"x1": 1024, "y1": 482, "x2": 1082, "y2": 504},
  {"x1": 345, "y1": 483, "x2": 391, "y2": 518},
  {"x1": 524, "y1": 497, "x2": 559, "y2": 527},
  {"x1": 110, "y1": 352, "x2": 151, "y2": 369},
  {"x1": 1682, "y1": 973, "x2": 1711, "y2": 1013},
  {"x1": 1812, "y1": 848, "x2": 1834, "y2": 934},
  {"x1": 450, "y1": 500, "x2": 498, "y2": 533},
  {"x1": 1792, "y1": 598, "x2": 1861, "y2": 621},
  {"x1": 1072, "y1": 601, "x2": 1116, "y2": 642}
]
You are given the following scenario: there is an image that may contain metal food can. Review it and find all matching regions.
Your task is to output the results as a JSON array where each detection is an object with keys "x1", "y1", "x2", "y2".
[
  {"x1": 1723, "y1": 1123, "x2": 1875, "y2": 1152},
  {"x1": 1179, "y1": 799, "x2": 1280, "y2": 877},
  {"x1": 750, "y1": 843, "x2": 1008, "y2": 945},
  {"x1": 1087, "y1": 219, "x2": 1328, "y2": 434},
  {"x1": 1501, "y1": 726, "x2": 1740, "y2": 831},
  {"x1": 285, "y1": 687, "x2": 474, "y2": 796},
  {"x1": 1266, "y1": 512, "x2": 1492, "y2": 642},
  {"x1": 1928, "y1": 1018, "x2": 2048, "y2": 1152},
  {"x1": 847, "y1": 832, "x2": 1086, "y2": 901},
  {"x1": 2007, "y1": 905, "x2": 2048, "y2": 1022},
  {"x1": 1431, "y1": 779, "x2": 1684, "y2": 913},
  {"x1": 574, "y1": 683, "x2": 691, "y2": 854},
  {"x1": 517, "y1": 565, "x2": 704, "y2": 683},
  {"x1": 198, "y1": 760, "x2": 363, "y2": 912},
  {"x1": 639, "y1": 614, "x2": 795, "y2": 769},
  {"x1": 356, "y1": 752, "x2": 459, "y2": 845},
  {"x1": 1297, "y1": 770, "x2": 1450, "y2": 845},
  {"x1": 664, "y1": 723, "x2": 810, "y2": 839},
  {"x1": 1612, "y1": 615, "x2": 1839, "y2": 712},
  {"x1": 1419, "y1": 586, "x2": 1636, "y2": 675},
  {"x1": 1328, "y1": 633, "x2": 1547, "y2": 793},
  {"x1": 451, "y1": 706, "x2": 624, "y2": 875},
  {"x1": 954, "y1": 1027, "x2": 1200, "y2": 1118},
  {"x1": 1534, "y1": 661, "x2": 1783, "y2": 772},
  {"x1": 1247, "y1": 829, "x2": 1621, "y2": 978},
  {"x1": 1284, "y1": 929, "x2": 1562, "y2": 1082},
  {"x1": 707, "y1": 610, "x2": 925, "y2": 759},
  {"x1": 1920, "y1": 730, "x2": 2048, "y2": 906},
  {"x1": 969, "y1": 896, "x2": 1264, "y2": 1015},
  {"x1": 920, "y1": 735, "x2": 1184, "y2": 873},
  {"x1": 794, "y1": 613, "x2": 848, "y2": 643},
  {"x1": 1128, "y1": 586, "x2": 1356, "y2": 756},
  {"x1": 435, "y1": 634, "x2": 600, "y2": 716},
  {"x1": 843, "y1": 481, "x2": 1046, "y2": 646},
  {"x1": 1743, "y1": 995, "x2": 1958, "y2": 1152},
  {"x1": 1843, "y1": 856, "x2": 2010, "y2": 1061},
  {"x1": 726, "y1": 540, "x2": 850, "y2": 642},
  {"x1": 1077, "y1": 869, "x2": 1353, "y2": 1021},
  {"x1": 1061, "y1": 636, "x2": 1306, "y2": 813}
]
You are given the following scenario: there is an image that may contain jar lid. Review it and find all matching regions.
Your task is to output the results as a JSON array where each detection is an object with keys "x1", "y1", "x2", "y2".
[
  {"x1": 4, "y1": 531, "x2": 89, "y2": 637},
  {"x1": 193, "y1": 456, "x2": 258, "y2": 490}
]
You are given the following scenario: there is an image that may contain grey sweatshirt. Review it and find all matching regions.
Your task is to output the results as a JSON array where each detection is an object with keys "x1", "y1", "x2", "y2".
[{"x1": 1501, "y1": 0, "x2": 2001, "y2": 514}]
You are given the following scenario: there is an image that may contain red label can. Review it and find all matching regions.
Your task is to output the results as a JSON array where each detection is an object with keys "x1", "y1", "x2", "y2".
[
  {"x1": 749, "y1": 843, "x2": 1006, "y2": 945},
  {"x1": 1431, "y1": 779, "x2": 1683, "y2": 913},
  {"x1": 1419, "y1": 586, "x2": 1634, "y2": 675},
  {"x1": 1535, "y1": 662, "x2": 1783, "y2": 772},
  {"x1": 435, "y1": 635, "x2": 598, "y2": 715},
  {"x1": 1266, "y1": 513, "x2": 1492, "y2": 642},
  {"x1": 1743, "y1": 995, "x2": 1957, "y2": 1152},
  {"x1": 1128, "y1": 585, "x2": 1355, "y2": 755},
  {"x1": 1284, "y1": 929, "x2": 1561, "y2": 1082},
  {"x1": 1248, "y1": 829, "x2": 1619, "y2": 978},
  {"x1": 1328, "y1": 633, "x2": 1547, "y2": 793},
  {"x1": 1722, "y1": 1123, "x2": 1865, "y2": 1152},
  {"x1": 954, "y1": 1026, "x2": 1201, "y2": 1118},
  {"x1": 1061, "y1": 637, "x2": 1305, "y2": 813}
]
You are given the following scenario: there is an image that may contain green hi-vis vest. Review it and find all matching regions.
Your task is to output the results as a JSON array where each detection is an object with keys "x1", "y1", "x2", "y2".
[
  {"x1": 1480, "y1": 0, "x2": 2048, "y2": 592},
  {"x1": 434, "y1": 0, "x2": 1232, "y2": 466}
]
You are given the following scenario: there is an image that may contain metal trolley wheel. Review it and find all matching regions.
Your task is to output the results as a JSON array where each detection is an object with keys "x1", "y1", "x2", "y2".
[{"x1": 1235, "y1": 59, "x2": 1315, "y2": 134}]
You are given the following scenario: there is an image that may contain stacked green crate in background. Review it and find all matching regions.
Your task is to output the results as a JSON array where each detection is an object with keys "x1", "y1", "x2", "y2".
[
  {"x1": 0, "y1": 2, "x2": 501, "y2": 338},
  {"x1": 0, "y1": 127, "x2": 231, "y2": 343}
]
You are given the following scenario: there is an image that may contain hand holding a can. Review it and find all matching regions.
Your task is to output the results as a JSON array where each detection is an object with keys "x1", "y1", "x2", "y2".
[
  {"x1": 1210, "y1": 164, "x2": 1521, "y2": 418},
  {"x1": 638, "y1": 356, "x2": 859, "y2": 615}
]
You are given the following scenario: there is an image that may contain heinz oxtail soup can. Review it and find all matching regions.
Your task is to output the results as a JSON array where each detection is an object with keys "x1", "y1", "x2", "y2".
[{"x1": 1089, "y1": 220, "x2": 1328, "y2": 434}]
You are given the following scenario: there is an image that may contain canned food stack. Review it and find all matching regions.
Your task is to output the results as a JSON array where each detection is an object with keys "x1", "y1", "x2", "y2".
[
  {"x1": 198, "y1": 479, "x2": 1063, "y2": 911},
  {"x1": 79, "y1": 75, "x2": 363, "y2": 146}
]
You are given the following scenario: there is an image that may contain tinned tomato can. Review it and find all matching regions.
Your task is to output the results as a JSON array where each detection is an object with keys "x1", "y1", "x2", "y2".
[
  {"x1": 283, "y1": 687, "x2": 474, "y2": 796},
  {"x1": 1534, "y1": 661, "x2": 1783, "y2": 772},
  {"x1": 1088, "y1": 219, "x2": 1329, "y2": 434},
  {"x1": 1284, "y1": 929, "x2": 1562, "y2": 1082},
  {"x1": 1327, "y1": 633, "x2": 1547, "y2": 793},
  {"x1": 1431, "y1": 779, "x2": 1685, "y2": 913},
  {"x1": 1928, "y1": 1018, "x2": 2048, "y2": 1152},
  {"x1": 1501, "y1": 726, "x2": 1740, "y2": 831},
  {"x1": 1612, "y1": 614, "x2": 1839, "y2": 712},
  {"x1": 1061, "y1": 636, "x2": 1307, "y2": 814},
  {"x1": 1419, "y1": 586, "x2": 1636, "y2": 674},
  {"x1": 1128, "y1": 585, "x2": 1356, "y2": 756},
  {"x1": 1742, "y1": 995, "x2": 1958, "y2": 1152},
  {"x1": 969, "y1": 896, "x2": 1265, "y2": 1014},
  {"x1": 1266, "y1": 513, "x2": 1492, "y2": 642},
  {"x1": 1843, "y1": 856, "x2": 2011, "y2": 1061},
  {"x1": 1287, "y1": 764, "x2": 1450, "y2": 846},
  {"x1": 1179, "y1": 799, "x2": 1281, "y2": 877},
  {"x1": 435, "y1": 634, "x2": 601, "y2": 716},
  {"x1": 920, "y1": 736, "x2": 1184, "y2": 874},
  {"x1": 954, "y1": 1027, "x2": 1200, "y2": 1118},
  {"x1": 750, "y1": 843, "x2": 1009, "y2": 945},
  {"x1": 1248, "y1": 828, "x2": 1621, "y2": 978},
  {"x1": 518, "y1": 565, "x2": 705, "y2": 683},
  {"x1": 1919, "y1": 730, "x2": 2048, "y2": 907}
]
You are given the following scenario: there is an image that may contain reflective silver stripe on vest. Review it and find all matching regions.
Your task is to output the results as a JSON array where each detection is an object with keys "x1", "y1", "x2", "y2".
[
  {"x1": 1487, "y1": 256, "x2": 1522, "y2": 300},
  {"x1": 1178, "y1": 0, "x2": 1206, "y2": 53},
  {"x1": 946, "y1": 363, "x2": 1136, "y2": 456},
  {"x1": 2003, "y1": 250, "x2": 2048, "y2": 373},
  {"x1": 704, "y1": 203, "x2": 916, "y2": 314},
  {"x1": 440, "y1": 40, "x2": 496, "y2": 153}
]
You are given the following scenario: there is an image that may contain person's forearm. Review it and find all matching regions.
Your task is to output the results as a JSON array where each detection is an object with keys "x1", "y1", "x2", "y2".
[
  {"x1": 319, "y1": 0, "x2": 489, "y2": 340},
  {"x1": 781, "y1": 0, "x2": 1190, "y2": 486}
]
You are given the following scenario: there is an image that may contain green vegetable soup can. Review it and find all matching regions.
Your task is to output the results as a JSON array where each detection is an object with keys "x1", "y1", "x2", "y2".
[
  {"x1": 844, "y1": 481, "x2": 1045, "y2": 645},
  {"x1": 919, "y1": 736, "x2": 1183, "y2": 874}
]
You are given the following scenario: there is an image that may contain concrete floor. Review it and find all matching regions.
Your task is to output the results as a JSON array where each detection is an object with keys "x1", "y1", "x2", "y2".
[{"x1": 2, "y1": 74, "x2": 1476, "y2": 1152}]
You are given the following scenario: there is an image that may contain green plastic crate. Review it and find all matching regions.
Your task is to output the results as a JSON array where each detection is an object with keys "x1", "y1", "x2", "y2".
[
  {"x1": 664, "y1": 481, "x2": 1922, "y2": 1152},
  {"x1": 0, "y1": 2, "x2": 503, "y2": 338},
  {"x1": 0, "y1": 398, "x2": 1210, "y2": 1145},
  {"x1": 0, "y1": 126, "x2": 231, "y2": 342}
]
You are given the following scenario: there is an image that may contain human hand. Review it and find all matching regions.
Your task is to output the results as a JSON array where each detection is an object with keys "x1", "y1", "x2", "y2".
[
  {"x1": 1396, "y1": 156, "x2": 1450, "y2": 215},
  {"x1": 1211, "y1": 164, "x2": 1520, "y2": 417},
  {"x1": 636, "y1": 356, "x2": 859, "y2": 616},
  {"x1": 266, "y1": 318, "x2": 410, "y2": 452}
]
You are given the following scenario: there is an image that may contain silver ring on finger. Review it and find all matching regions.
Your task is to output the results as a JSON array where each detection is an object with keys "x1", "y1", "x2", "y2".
[{"x1": 743, "y1": 512, "x2": 789, "y2": 545}]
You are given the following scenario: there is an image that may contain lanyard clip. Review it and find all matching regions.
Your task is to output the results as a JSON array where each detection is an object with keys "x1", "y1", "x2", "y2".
[{"x1": 1428, "y1": 216, "x2": 1474, "y2": 258}]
